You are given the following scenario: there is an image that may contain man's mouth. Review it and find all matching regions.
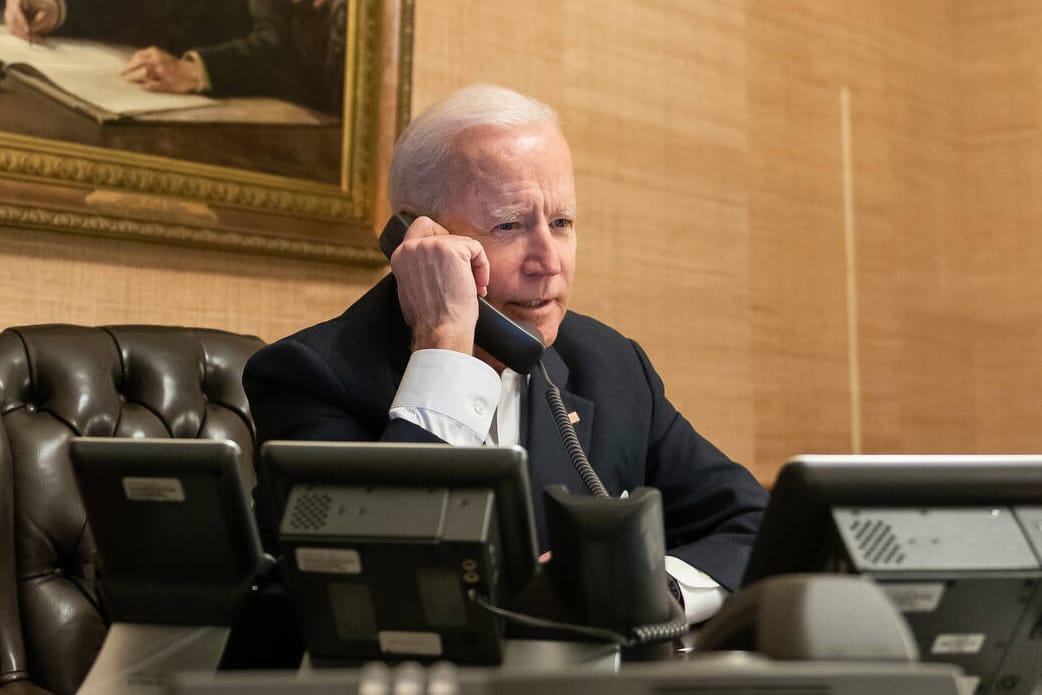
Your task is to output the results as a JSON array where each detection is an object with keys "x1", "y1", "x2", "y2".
[{"x1": 514, "y1": 299, "x2": 551, "y2": 309}]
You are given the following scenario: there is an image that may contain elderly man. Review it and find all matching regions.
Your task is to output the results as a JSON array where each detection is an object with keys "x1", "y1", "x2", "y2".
[{"x1": 244, "y1": 84, "x2": 768, "y2": 624}]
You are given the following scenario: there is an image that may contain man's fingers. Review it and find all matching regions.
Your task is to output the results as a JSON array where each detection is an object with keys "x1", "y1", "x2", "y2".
[
  {"x1": 393, "y1": 216, "x2": 490, "y2": 297},
  {"x1": 413, "y1": 220, "x2": 490, "y2": 297},
  {"x1": 121, "y1": 58, "x2": 147, "y2": 76},
  {"x1": 402, "y1": 215, "x2": 448, "y2": 240},
  {"x1": 121, "y1": 47, "x2": 162, "y2": 75},
  {"x1": 465, "y1": 238, "x2": 491, "y2": 297},
  {"x1": 121, "y1": 48, "x2": 187, "y2": 92},
  {"x1": 122, "y1": 64, "x2": 150, "y2": 83},
  {"x1": 5, "y1": 5, "x2": 29, "y2": 37},
  {"x1": 27, "y1": 9, "x2": 45, "y2": 31}
]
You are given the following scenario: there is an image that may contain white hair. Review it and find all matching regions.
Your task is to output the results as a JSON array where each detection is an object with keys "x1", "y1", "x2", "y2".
[{"x1": 387, "y1": 84, "x2": 561, "y2": 216}]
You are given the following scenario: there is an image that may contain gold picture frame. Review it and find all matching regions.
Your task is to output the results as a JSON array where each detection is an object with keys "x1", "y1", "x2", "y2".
[{"x1": 0, "y1": 0, "x2": 413, "y2": 266}]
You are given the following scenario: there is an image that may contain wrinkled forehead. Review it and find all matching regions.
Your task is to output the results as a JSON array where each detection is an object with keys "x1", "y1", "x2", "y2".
[{"x1": 446, "y1": 122, "x2": 574, "y2": 183}]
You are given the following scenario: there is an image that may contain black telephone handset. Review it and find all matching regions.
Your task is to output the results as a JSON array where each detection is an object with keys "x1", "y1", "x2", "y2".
[{"x1": 380, "y1": 213, "x2": 545, "y2": 374}]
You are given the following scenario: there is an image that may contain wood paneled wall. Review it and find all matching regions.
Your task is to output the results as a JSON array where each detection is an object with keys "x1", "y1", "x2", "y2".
[
  {"x1": 2, "y1": 0, "x2": 1040, "y2": 484},
  {"x1": 957, "y1": 1, "x2": 1042, "y2": 453},
  {"x1": 0, "y1": 225, "x2": 385, "y2": 341}
]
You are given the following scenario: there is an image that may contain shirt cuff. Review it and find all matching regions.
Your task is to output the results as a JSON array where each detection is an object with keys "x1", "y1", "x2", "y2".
[
  {"x1": 54, "y1": 0, "x2": 67, "y2": 29},
  {"x1": 182, "y1": 50, "x2": 211, "y2": 93},
  {"x1": 665, "y1": 555, "x2": 728, "y2": 624},
  {"x1": 389, "y1": 349, "x2": 501, "y2": 446}
]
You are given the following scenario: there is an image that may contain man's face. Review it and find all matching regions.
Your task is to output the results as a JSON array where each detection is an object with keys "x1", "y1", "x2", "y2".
[{"x1": 437, "y1": 121, "x2": 577, "y2": 349}]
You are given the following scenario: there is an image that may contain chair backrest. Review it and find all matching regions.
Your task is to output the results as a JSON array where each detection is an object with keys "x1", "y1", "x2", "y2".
[{"x1": 0, "y1": 324, "x2": 264, "y2": 695}]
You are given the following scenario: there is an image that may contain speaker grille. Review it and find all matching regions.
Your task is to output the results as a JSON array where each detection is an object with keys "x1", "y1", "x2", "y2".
[
  {"x1": 289, "y1": 491, "x2": 333, "y2": 531},
  {"x1": 848, "y1": 516, "x2": 906, "y2": 566}
]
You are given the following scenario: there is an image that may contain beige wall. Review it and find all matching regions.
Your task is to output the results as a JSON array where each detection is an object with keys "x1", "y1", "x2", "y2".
[
  {"x1": 2, "y1": 1, "x2": 1039, "y2": 483},
  {"x1": 958, "y1": 1, "x2": 1042, "y2": 452}
]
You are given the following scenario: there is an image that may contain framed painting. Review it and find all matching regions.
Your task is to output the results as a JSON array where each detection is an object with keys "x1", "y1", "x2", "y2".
[{"x1": 0, "y1": 0, "x2": 413, "y2": 265}]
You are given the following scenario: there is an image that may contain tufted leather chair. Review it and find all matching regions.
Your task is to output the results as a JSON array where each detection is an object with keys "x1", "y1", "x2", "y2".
[{"x1": 0, "y1": 325, "x2": 264, "y2": 695}]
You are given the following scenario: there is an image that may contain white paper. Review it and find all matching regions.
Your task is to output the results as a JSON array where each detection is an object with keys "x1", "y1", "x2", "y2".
[{"x1": 0, "y1": 25, "x2": 214, "y2": 115}]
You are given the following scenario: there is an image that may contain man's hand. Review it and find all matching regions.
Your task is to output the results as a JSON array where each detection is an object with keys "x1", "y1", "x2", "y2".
[
  {"x1": 390, "y1": 216, "x2": 490, "y2": 355},
  {"x1": 121, "y1": 48, "x2": 201, "y2": 94},
  {"x1": 4, "y1": 0, "x2": 60, "y2": 42}
]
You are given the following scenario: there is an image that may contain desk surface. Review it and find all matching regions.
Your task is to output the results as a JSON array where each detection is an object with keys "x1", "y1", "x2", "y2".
[
  {"x1": 0, "y1": 75, "x2": 342, "y2": 184},
  {"x1": 171, "y1": 653, "x2": 970, "y2": 695}
]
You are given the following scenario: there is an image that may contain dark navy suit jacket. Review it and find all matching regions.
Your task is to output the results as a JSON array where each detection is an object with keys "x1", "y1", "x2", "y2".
[{"x1": 244, "y1": 274, "x2": 768, "y2": 590}]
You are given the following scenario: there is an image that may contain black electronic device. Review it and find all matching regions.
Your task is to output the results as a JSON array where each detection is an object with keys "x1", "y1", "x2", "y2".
[
  {"x1": 379, "y1": 213, "x2": 545, "y2": 374},
  {"x1": 543, "y1": 485, "x2": 679, "y2": 635},
  {"x1": 260, "y1": 441, "x2": 539, "y2": 665},
  {"x1": 69, "y1": 437, "x2": 266, "y2": 626},
  {"x1": 741, "y1": 454, "x2": 1042, "y2": 695}
]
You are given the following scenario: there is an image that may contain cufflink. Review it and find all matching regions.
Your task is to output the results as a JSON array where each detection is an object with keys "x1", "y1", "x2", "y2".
[{"x1": 667, "y1": 575, "x2": 686, "y2": 610}]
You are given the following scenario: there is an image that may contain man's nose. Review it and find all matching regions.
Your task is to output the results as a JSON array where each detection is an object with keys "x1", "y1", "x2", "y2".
[{"x1": 522, "y1": 223, "x2": 562, "y2": 275}]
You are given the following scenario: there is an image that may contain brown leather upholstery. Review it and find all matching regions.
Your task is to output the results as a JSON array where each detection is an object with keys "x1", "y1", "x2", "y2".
[{"x1": 0, "y1": 325, "x2": 263, "y2": 695}]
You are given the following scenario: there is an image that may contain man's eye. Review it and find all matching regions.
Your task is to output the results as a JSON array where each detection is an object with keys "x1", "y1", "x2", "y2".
[
  {"x1": 552, "y1": 218, "x2": 573, "y2": 228},
  {"x1": 495, "y1": 222, "x2": 520, "y2": 231}
]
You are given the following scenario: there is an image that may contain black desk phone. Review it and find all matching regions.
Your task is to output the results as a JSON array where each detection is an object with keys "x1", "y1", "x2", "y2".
[{"x1": 379, "y1": 213, "x2": 545, "y2": 374}]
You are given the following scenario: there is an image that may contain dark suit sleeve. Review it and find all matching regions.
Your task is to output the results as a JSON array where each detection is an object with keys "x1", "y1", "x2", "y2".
[
  {"x1": 51, "y1": 0, "x2": 137, "y2": 40},
  {"x1": 632, "y1": 341, "x2": 769, "y2": 591},
  {"x1": 192, "y1": 0, "x2": 306, "y2": 102},
  {"x1": 243, "y1": 337, "x2": 441, "y2": 445}
]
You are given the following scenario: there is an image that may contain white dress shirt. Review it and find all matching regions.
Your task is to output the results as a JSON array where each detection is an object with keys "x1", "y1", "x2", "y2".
[{"x1": 390, "y1": 348, "x2": 728, "y2": 624}]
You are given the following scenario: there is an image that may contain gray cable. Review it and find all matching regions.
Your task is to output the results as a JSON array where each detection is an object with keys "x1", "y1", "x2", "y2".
[{"x1": 538, "y1": 360, "x2": 609, "y2": 498}]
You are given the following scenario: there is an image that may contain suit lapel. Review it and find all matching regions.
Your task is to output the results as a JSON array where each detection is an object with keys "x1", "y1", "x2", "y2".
[
  {"x1": 387, "y1": 275, "x2": 414, "y2": 387},
  {"x1": 523, "y1": 348, "x2": 595, "y2": 548}
]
